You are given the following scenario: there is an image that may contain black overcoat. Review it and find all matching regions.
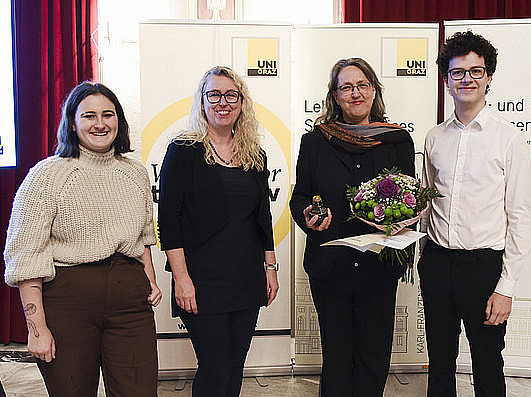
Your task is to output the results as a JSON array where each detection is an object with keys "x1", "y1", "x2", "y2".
[{"x1": 290, "y1": 126, "x2": 415, "y2": 291}]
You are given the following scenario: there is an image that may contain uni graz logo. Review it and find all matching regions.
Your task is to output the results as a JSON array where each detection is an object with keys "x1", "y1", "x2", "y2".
[
  {"x1": 249, "y1": 59, "x2": 277, "y2": 76},
  {"x1": 382, "y1": 37, "x2": 428, "y2": 78},
  {"x1": 247, "y1": 38, "x2": 279, "y2": 77},
  {"x1": 398, "y1": 59, "x2": 426, "y2": 76}
]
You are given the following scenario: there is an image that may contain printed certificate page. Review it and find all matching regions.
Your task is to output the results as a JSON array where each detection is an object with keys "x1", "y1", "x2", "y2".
[{"x1": 321, "y1": 228, "x2": 426, "y2": 252}]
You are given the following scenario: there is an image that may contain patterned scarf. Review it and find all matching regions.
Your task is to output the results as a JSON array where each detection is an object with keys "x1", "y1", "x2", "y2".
[{"x1": 318, "y1": 121, "x2": 411, "y2": 154}]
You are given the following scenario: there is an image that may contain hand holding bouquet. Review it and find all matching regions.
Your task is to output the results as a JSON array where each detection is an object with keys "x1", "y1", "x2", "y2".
[
  {"x1": 346, "y1": 167, "x2": 442, "y2": 236},
  {"x1": 346, "y1": 167, "x2": 442, "y2": 281}
]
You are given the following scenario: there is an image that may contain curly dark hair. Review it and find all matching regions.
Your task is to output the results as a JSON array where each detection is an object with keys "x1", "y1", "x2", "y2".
[{"x1": 437, "y1": 31, "x2": 498, "y2": 78}]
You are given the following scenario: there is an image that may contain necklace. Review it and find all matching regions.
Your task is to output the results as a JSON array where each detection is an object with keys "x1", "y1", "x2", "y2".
[{"x1": 208, "y1": 141, "x2": 233, "y2": 165}]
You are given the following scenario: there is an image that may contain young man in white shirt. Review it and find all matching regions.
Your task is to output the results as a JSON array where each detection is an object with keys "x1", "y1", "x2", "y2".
[{"x1": 420, "y1": 31, "x2": 531, "y2": 397}]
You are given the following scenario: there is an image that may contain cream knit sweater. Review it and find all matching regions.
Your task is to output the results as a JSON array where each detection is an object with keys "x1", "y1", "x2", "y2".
[{"x1": 3, "y1": 146, "x2": 156, "y2": 287}]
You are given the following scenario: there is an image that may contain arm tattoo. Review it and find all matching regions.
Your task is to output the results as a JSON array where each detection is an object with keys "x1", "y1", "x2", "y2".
[
  {"x1": 27, "y1": 319, "x2": 40, "y2": 338},
  {"x1": 24, "y1": 303, "x2": 37, "y2": 316}
]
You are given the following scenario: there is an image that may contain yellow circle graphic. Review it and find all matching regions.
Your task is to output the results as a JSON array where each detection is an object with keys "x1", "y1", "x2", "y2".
[{"x1": 141, "y1": 98, "x2": 291, "y2": 245}]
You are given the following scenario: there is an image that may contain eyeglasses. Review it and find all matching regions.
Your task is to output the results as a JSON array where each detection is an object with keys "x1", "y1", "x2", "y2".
[
  {"x1": 337, "y1": 82, "x2": 372, "y2": 96},
  {"x1": 448, "y1": 67, "x2": 486, "y2": 80},
  {"x1": 203, "y1": 90, "x2": 240, "y2": 104}
]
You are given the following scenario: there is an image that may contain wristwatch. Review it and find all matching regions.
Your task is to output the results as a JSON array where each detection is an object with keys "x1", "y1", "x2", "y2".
[{"x1": 264, "y1": 262, "x2": 279, "y2": 271}]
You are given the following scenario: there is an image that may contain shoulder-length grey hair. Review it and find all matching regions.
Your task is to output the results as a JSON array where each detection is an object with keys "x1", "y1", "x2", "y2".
[
  {"x1": 315, "y1": 58, "x2": 388, "y2": 125},
  {"x1": 175, "y1": 66, "x2": 264, "y2": 171}
]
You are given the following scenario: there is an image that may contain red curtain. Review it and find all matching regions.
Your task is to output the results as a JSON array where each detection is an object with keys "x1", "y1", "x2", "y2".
[
  {"x1": 345, "y1": 0, "x2": 530, "y2": 22},
  {"x1": 0, "y1": 0, "x2": 98, "y2": 344},
  {"x1": 343, "y1": 0, "x2": 530, "y2": 122}
]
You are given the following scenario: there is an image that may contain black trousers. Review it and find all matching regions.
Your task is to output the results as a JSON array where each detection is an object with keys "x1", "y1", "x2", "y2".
[
  {"x1": 309, "y1": 280, "x2": 398, "y2": 397},
  {"x1": 38, "y1": 253, "x2": 158, "y2": 397},
  {"x1": 418, "y1": 241, "x2": 507, "y2": 397},
  {"x1": 180, "y1": 306, "x2": 260, "y2": 397}
]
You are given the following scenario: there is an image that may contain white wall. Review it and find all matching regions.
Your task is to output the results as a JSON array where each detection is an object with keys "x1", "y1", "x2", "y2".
[
  {"x1": 243, "y1": 0, "x2": 334, "y2": 24},
  {"x1": 98, "y1": 1, "x2": 188, "y2": 161},
  {"x1": 98, "y1": 0, "x2": 336, "y2": 161}
]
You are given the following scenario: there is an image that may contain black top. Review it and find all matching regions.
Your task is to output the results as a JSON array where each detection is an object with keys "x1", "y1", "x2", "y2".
[
  {"x1": 158, "y1": 141, "x2": 273, "y2": 316},
  {"x1": 289, "y1": 126, "x2": 416, "y2": 293},
  {"x1": 185, "y1": 165, "x2": 267, "y2": 314}
]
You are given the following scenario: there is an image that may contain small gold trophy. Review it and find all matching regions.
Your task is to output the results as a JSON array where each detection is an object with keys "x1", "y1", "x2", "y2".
[{"x1": 309, "y1": 195, "x2": 328, "y2": 227}]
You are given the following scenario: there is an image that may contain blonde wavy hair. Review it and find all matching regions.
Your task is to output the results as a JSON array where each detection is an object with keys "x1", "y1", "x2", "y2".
[{"x1": 174, "y1": 66, "x2": 264, "y2": 171}]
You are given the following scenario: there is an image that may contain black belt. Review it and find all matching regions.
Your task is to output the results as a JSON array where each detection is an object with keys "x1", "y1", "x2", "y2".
[{"x1": 426, "y1": 240, "x2": 501, "y2": 258}]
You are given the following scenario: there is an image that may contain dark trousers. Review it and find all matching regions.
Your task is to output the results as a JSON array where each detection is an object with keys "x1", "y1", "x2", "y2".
[
  {"x1": 180, "y1": 306, "x2": 260, "y2": 397},
  {"x1": 309, "y1": 280, "x2": 398, "y2": 397},
  {"x1": 37, "y1": 253, "x2": 158, "y2": 397},
  {"x1": 418, "y1": 241, "x2": 507, "y2": 397}
]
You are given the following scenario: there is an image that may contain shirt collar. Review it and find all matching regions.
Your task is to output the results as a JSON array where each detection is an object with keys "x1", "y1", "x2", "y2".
[{"x1": 445, "y1": 104, "x2": 490, "y2": 131}]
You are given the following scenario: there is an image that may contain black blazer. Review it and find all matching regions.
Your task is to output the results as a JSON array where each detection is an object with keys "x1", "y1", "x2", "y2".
[
  {"x1": 158, "y1": 141, "x2": 274, "y2": 257},
  {"x1": 290, "y1": 127, "x2": 415, "y2": 291}
]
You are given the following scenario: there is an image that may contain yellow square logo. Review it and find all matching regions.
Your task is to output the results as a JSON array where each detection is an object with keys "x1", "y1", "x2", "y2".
[
  {"x1": 382, "y1": 38, "x2": 428, "y2": 77},
  {"x1": 247, "y1": 38, "x2": 278, "y2": 77}
]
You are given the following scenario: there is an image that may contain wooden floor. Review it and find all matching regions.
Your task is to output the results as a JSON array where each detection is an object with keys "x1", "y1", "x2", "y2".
[{"x1": 3, "y1": 344, "x2": 531, "y2": 396}]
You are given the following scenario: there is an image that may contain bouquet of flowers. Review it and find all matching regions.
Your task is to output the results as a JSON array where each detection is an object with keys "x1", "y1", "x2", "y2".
[{"x1": 346, "y1": 167, "x2": 442, "y2": 281}]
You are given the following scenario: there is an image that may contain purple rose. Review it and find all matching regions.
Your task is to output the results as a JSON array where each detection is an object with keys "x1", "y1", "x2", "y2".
[
  {"x1": 376, "y1": 177, "x2": 401, "y2": 199},
  {"x1": 374, "y1": 204, "x2": 385, "y2": 222},
  {"x1": 354, "y1": 189, "x2": 365, "y2": 202},
  {"x1": 403, "y1": 192, "x2": 416, "y2": 208}
]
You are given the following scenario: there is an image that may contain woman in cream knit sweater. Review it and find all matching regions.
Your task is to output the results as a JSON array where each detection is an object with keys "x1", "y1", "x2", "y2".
[{"x1": 3, "y1": 82, "x2": 161, "y2": 397}]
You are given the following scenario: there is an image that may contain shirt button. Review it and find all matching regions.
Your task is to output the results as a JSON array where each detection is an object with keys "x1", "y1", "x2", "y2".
[
  {"x1": 356, "y1": 164, "x2": 361, "y2": 169},
  {"x1": 354, "y1": 262, "x2": 359, "y2": 267}
]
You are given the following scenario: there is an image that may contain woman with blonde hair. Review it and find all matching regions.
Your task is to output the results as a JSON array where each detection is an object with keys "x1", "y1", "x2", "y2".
[{"x1": 158, "y1": 66, "x2": 279, "y2": 396}]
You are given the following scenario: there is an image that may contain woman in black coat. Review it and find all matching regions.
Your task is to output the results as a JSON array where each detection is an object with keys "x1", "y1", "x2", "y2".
[
  {"x1": 290, "y1": 58, "x2": 415, "y2": 396},
  {"x1": 158, "y1": 66, "x2": 279, "y2": 397}
]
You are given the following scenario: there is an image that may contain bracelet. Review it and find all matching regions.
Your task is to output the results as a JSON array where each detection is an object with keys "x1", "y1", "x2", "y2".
[{"x1": 264, "y1": 262, "x2": 279, "y2": 271}]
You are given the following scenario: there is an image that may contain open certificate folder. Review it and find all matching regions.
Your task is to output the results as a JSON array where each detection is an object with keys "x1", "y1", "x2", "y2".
[{"x1": 321, "y1": 228, "x2": 426, "y2": 253}]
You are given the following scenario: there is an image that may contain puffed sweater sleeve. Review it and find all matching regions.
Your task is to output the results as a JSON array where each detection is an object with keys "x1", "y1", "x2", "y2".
[
  {"x1": 3, "y1": 161, "x2": 57, "y2": 286},
  {"x1": 158, "y1": 142, "x2": 187, "y2": 251}
]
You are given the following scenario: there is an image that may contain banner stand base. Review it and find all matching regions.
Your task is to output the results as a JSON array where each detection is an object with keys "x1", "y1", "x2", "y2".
[
  {"x1": 159, "y1": 363, "x2": 531, "y2": 380},
  {"x1": 159, "y1": 365, "x2": 295, "y2": 380}
]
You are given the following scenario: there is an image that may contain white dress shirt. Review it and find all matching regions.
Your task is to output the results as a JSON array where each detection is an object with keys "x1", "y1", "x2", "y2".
[{"x1": 422, "y1": 105, "x2": 531, "y2": 297}]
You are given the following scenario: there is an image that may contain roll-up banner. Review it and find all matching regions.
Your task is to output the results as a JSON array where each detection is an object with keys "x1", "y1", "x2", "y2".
[
  {"x1": 445, "y1": 19, "x2": 531, "y2": 377},
  {"x1": 292, "y1": 23, "x2": 439, "y2": 371},
  {"x1": 139, "y1": 20, "x2": 292, "y2": 375}
]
